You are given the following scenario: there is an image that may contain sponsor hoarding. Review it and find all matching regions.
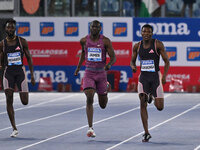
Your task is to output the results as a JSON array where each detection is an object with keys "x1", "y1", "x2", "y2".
[
  {"x1": 25, "y1": 66, "x2": 132, "y2": 92},
  {"x1": 24, "y1": 42, "x2": 132, "y2": 66},
  {"x1": 13, "y1": 17, "x2": 199, "y2": 92},
  {"x1": 15, "y1": 17, "x2": 132, "y2": 42},
  {"x1": 133, "y1": 18, "x2": 200, "y2": 41}
]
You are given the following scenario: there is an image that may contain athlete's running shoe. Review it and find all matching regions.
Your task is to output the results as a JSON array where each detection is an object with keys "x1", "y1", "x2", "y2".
[
  {"x1": 147, "y1": 93, "x2": 154, "y2": 104},
  {"x1": 142, "y1": 133, "x2": 152, "y2": 142},
  {"x1": 10, "y1": 130, "x2": 18, "y2": 137},
  {"x1": 87, "y1": 127, "x2": 96, "y2": 138}
]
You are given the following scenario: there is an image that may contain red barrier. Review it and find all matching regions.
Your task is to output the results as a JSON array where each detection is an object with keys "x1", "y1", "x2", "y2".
[
  {"x1": 107, "y1": 70, "x2": 120, "y2": 92},
  {"x1": 126, "y1": 77, "x2": 138, "y2": 92},
  {"x1": 38, "y1": 77, "x2": 53, "y2": 91}
]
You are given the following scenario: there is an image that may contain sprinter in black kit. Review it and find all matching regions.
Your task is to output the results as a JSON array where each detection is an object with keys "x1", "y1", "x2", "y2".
[
  {"x1": 130, "y1": 24, "x2": 170, "y2": 142},
  {"x1": 0, "y1": 19, "x2": 35, "y2": 137}
]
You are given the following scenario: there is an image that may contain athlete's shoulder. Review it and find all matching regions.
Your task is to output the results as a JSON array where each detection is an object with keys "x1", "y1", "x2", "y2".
[
  {"x1": 80, "y1": 35, "x2": 87, "y2": 45},
  {"x1": 102, "y1": 34, "x2": 109, "y2": 40},
  {"x1": 155, "y1": 39, "x2": 165, "y2": 51},
  {"x1": 133, "y1": 41, "x2": 141, "y2": 50},
  {"x1": 102, "y1": 35, "x2": 111, "y2": 43},
  {"x1": 18, "y1": 36, "x2": 27, "y2": 43},
  {"x1": 155, "y1": 39, "x2": 163, "y2": 45}
]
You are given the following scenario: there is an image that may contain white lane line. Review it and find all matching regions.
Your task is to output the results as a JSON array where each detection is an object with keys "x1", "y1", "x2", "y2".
[
  {"x1": 194, "y1": 144, "x2": 200, "y2": 150},
  {"x1": 16, "y1": 106, "x2": 140, "y2": 150},
  {"x1": 15, "y1": 93, "x2": 170, "y2": 150},
  {"x1": 0, "y1": 105, "x2": 85, "y2": 132},
  {"x1": 0, "y1": 94, "x2": 20, "y2": 103},
  {"x1": 0, "y1": 94, "x2": 81, "y2": 115},
  {"x1": 0, "y1": 94, "x2": 126, "y2": 132},
  {"x1": 0, "y1": 93, "x2": 39, "y2": 103},
  {"x1": 106, "y1": 102, "x2": 200, "y2": 150}
]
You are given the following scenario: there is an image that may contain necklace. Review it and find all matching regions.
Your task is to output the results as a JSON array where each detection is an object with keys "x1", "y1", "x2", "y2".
[{"x1": 6, "y1": 36, "x2": 16, "y2": 42}]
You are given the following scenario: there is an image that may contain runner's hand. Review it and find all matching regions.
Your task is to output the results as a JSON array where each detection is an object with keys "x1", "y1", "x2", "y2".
[
  {"x1": 162, "y1": 75, "x2": 166, "y2": 85},
  {"x1": 31, "y1": 76, "x2": 36, "y2": 86},
  {"x1": 74, "y1": 67, "x2": 80, "y2": 76},
  {"x1": 104, "y1": 64, "x2": 111, "y2": 71},
  {"x1": 131, "y1": 65, "x2": 137, "y2": 73}
]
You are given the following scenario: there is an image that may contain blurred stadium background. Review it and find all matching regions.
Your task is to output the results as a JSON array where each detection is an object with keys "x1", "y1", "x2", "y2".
[{"x1": 0, "y1": 0, "x2": 200, "y2": 93}]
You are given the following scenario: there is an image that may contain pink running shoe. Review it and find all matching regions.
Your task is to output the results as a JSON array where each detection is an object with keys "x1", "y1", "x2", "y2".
[{"x1": 87, "y1": 127, "x2": 96, "y2": 138}]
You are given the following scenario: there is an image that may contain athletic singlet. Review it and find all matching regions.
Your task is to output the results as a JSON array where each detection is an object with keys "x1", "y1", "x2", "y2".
[
  {"x1": 138, "y1": 39, "x2": 160, "y2": 72},
  {"x1": 3, "y1": 36, "x2": 24, "y2": 67},
  {"x1": 84, "y1": 35, "x2": 106, "y2": 69}
]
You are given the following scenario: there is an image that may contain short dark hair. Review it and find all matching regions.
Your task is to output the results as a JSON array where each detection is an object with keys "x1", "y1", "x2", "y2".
[
  {"x1": 142, "y1": 24, "x2": 153, "y2": 32},
  {"x1": 92, "y1": 20, "x2": 100, "y2": 25},
  {"x1": 90, "y1": 20, "x2": 101, "y2": 28},
  {"x1": 5, "y1": 18, "x2": 16, "y2": 28}
]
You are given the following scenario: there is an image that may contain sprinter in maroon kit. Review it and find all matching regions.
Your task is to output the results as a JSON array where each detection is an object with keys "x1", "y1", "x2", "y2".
[{"x1": 74, "y1": 20, "x2": 116, "y2": 137}]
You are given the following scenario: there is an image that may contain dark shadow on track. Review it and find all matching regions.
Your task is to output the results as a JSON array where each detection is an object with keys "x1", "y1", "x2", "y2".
[{"x1": 1, "y1": 137, "x2": 42, "y2": 141}]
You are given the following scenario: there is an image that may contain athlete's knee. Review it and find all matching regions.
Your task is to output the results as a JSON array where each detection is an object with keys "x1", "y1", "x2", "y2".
[
  {"x1": 99, "y1": 102, "x2": 107, "y2": 109},
  {"x1": 86, "y1": 96, "x2": 94, "y2": 105},
  {"x1": 21, "y1": 97, "x2": 28, "y2": 105},
  {"x1": 20, "y1": 93, "x2": 29, "y2": 105},
  {"x1": 155, "y1": 102, "x2": 164, "y2": 111},
  {"x1": 98, "y1": 95, "x2": 108, "y2": 109},
  {"x1": 139, "y1": 93, "x2": 147, "y2": 107},
  {"x1": 5, "y1": 90, "x2": 14, "y2": 102},
  {"x1": 21, "y1": 100, "x2": 28, "y2": 105},
  {"x1": 6, "y1": 94, "x2": 13, "y2": 102},
  {"x1": 156, "y1": 106, "x2": 164, "y2": 111},
  {"x1": 154, "y1": 98, "x2": 164, "y2": 111}
]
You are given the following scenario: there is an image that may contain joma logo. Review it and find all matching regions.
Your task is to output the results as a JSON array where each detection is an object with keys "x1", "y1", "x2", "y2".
[{"x1": 136, "y1": 22, "x2": 190, "y2": 36}]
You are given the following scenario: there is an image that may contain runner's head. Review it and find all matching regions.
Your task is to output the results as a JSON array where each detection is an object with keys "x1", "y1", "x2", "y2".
[
  {"x1": 5, "y1": 18, "x2": 16, "y2": 39},
  {"x1": 90, "y1": 20, "x2": 101, "y2": 37},
  {"x1": 141, "y1": 24, "x2": 153, "y2": 41}
]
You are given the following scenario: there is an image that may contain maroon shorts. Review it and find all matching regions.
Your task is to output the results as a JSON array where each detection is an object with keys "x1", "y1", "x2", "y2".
[{"x1": 83, "y1": 70, "x2": 107, "y2": 95}]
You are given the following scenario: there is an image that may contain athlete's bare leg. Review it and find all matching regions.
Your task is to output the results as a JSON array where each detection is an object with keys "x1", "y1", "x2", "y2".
[
  {"x1": 5, "y1": 89, "x2": 17, "y2": 130},
  {"x1": 139, "y1": 93, "x2": 149, "y2": 134},
  {"x1": 19, "y1": 92, "x2": 29, "y2": 105},
  {"x1": 98, "y1": 94, "x2": 108, "y2": 109},
  {"x1": 84, "y1": 88, "x2": 95, "y2": 128},
  {"x1": 154, "y1": 98, "x2": 164, "y2": 111}
]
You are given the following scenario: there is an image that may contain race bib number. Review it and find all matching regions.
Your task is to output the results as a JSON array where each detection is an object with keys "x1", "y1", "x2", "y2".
[
  {"x1": 87, "y1": 47, "x2": 102, "y2": 62},
  {"x1": 141, "y1": 60, "x2": 155, "y2": 72},
  {"x1": 7, "y1": 52, "x2": 22, "y2": 66}
]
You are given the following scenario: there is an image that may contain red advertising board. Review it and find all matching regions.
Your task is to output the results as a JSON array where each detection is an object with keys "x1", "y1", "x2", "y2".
[
  {"x1": 24, "y1": 42, "x2": 132, "y2": 66},
  {"x1": 25, "y1": 42, "x2": 81, "y2": 65}
]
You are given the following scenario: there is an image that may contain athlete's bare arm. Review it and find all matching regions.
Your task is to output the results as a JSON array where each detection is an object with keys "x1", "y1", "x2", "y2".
[
  {"x1": 74, "y1": 37, "x2": 86, "y2": 76},
  {"x1": 21, "y1": 37, "x2": 35, "y2": 86},
  {"x1": 130, "y1": 42, "x2": 139, "y2": 73},
  {"x1": 157, "y1": 40, "x2": 170, "y2": 84},
  {"x1": 0, "y1": 41, "x2": 3, "y2": 70},
  {"x1": 103, "y1": 37, "x2": 116, "y2": 71}
]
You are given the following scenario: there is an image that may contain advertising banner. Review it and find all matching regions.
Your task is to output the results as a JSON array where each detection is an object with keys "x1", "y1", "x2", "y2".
[
  {"x1": 25, "y1": 66, "x2": 132, "y2": 92},
  {"x1": 15, "y1": 17, "x2": 133, "y2": 42},
  {"x1": 14, "y1": 17, "x2": 200, "y2": 92},
  {"x1": 24, "y1": 42, "x2": 132, "y2": 66},
  {"x1": 133, "y1": 18, "x2": 200, "y2": 41}
]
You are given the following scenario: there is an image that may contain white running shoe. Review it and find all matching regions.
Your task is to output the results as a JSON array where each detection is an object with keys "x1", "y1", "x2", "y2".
[
  {"x1": 10, "y1": 130, "x2": 18, "y2": 137},
  {"x1": 87, "y1": 127, "x2": 96, "y2": 138}
]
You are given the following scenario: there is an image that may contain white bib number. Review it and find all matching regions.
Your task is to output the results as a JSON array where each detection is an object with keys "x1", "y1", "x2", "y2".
[
  {"x1": 87, "y1": 47, "x2": 102, "y2": 62},
  {"x1": 141, "y1": 60, "x2": 155, "y2": 72},
  {"x1": 7, "y1": 52, "x2": 22, "y2": 66}
]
